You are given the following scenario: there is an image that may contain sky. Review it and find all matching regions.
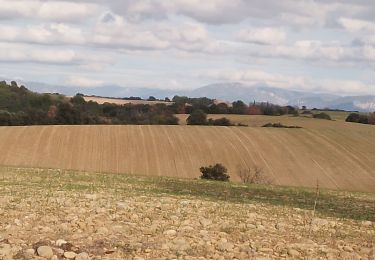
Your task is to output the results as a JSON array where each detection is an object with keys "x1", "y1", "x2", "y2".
[{"x1": 0, "y1": 0, "x2": 375, "y2": 96}]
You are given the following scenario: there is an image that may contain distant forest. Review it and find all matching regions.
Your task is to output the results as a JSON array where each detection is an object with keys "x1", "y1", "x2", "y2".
[{"x1": 0, "y1": 81, "x2": 303, "y2": 126}]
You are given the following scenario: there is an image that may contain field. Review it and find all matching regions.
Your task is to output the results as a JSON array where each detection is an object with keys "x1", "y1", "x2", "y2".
[
  {"x1": 0, "y1": 114, "x2": 374, "y2": 192},
  {"x1": 0, "y1": 167, "x2": 373, "y2": 259},
  {"x1": 83, "y1": 96, "x2": 172, "y2": 106}
]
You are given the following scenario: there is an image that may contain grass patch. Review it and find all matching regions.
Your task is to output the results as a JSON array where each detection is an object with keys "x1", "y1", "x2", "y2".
[{"x1": 0, "y1": 166, "x2": 374, "y2": 221}]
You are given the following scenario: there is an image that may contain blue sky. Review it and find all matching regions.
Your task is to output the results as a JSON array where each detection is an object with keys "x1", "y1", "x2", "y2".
[{"x1": 0, "y1": 0, "x2": 375, "y2": 95}]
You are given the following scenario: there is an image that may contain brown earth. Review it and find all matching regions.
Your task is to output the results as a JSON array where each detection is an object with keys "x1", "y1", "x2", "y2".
[{"x1": 0, "y1": 118, "x2": 374, "y2": 192}]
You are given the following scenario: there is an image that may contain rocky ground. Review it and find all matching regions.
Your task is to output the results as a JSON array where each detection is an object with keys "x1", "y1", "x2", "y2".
[{"x1": 0, "y1": 168, "x2": 374, "y2": 259}]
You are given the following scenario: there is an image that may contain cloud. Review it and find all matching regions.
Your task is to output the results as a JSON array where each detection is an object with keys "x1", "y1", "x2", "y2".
[
  {"x1": 242, "y1": 40, "x2": 375, "y2": 65},
  {"x1": 338, "y1": 17, "x2": 375, "y2": 32},
  {"x1": 0, "y1": 42, "x2": 113, "y2": 67},
  {"x1": 0, "y1": 23, "x2": 85, "y2": 45},
  {"x1": 202, "y1": 69, "x2": 308, "y2": 90},
  {"x1": 237, "y1": 27, "x2": 286, "y2": 45},
  {"x1": 201, "y1": 68, "x2": 375, "y2": 95},
  {"x1": 318, "y1": 79, "x2": 375, "y2": 95},
  {"x1": 0, "y1": 0, "x2": 99, "y2": 22},
  {"x1": 65, "y1": 76, "x2": 104, "y2": 87},
  {"x1": 0, "y1": 42, "x2": 78, "y2": 64}
]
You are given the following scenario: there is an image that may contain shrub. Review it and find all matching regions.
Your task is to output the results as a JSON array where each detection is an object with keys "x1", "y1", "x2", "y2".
[
  {"x1": 187, "y1": 109, "x2": 208, "y2": 125},
  {"x1": 346, "y1": 112, "x2": 375, "y2": 125},
  {"x1": 262, "y1": 123, "x2": 302, "y2": 128},
  {"x1": 208, "y1": 117, "x2": 233, "y2": 126},
  {"x1": 301, "y1": 110, "x2": 312, "y2": 115},
  {"x1": 313, "y1": 112, "x2": 331, "y2": 120},
  {"x1": 237, "y1": 166, "x2": 272, "y2": 184},
  {"x1": 200, "y1": 164, "x2": 230, "y2": 181}
]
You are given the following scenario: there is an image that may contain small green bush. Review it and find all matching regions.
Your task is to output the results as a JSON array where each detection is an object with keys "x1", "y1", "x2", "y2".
[
  {"x1": 262, "y1": 123, "x2": 302, "y2": 128},
  {"x1": 187, "y1": 109, "x2": 208, "y2": 125},
  {"x1": 200, "y1": 164, "x2": 230, "y2": 181},
  {"x1": 208, "y1": 117, "x2": 233, "y2": 126},
  {"x1": 313, "y1": 112, "x2": 332, "y2": 120}
]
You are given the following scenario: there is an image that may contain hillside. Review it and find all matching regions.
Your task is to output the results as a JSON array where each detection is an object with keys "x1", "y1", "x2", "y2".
[
  {"x1": 82, "y1": 96, "x2": 172, "y2": 106},
  {"x1": 0, "y1": 119, "x2": 374, "y2": 192}
]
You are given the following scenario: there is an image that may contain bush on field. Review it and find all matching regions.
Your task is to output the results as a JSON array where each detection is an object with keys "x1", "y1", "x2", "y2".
[
  {"x1": 262, "y1": 123, "x2": 302, "y2": 128},
  {"x1": 200, "y1": 164, "x2": 230, "y2": 181},
  {"x1": 187, "y1": 109, "x2": 208, "y2": 125},
  {"x1": 346, "y1": 113, "x2": 375, "y2": 125},
  {"x1": 313, "y1": 112, "x2": 332, "y2": 120},
  {"x1": 237, "y1": 166, "x2": 272, "y2": 184},
  {"x1": 208, "y1": 117, "x2": 233, "y2": 126}
]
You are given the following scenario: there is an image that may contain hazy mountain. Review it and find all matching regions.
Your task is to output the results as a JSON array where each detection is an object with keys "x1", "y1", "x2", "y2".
[
  {"x1": 23, "y1": 81, "x2": 375, "y2": 112},
  {"x1": 189, "y1": 83, "x2": 374, "y2": 112}
]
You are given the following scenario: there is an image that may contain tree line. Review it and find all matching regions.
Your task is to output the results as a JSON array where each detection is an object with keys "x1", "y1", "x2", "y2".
[
  {"x1": 0, "y1": 81, "x2": 178, "y2": 126},
  {"x1": 0, "y1": 81, "x2": 301, "y2": 126},
  {"x1": 346, "y1": 113, "x2": 375, "y2": 125},
  {"x1": 171, "y1": 96, "x2": 299, "y2": 116}
]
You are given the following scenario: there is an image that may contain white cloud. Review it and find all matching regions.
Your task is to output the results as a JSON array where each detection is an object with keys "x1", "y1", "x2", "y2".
[
  {"x1": 243, "y1": 40, "x2": 375, "y2": 65},
  {"x1": 0, "y1": 0, "x2": 99, "y2": 22},
  {"x1": 65, "y1": 76, "x2": 104, "y2": 87},
  {"x1": 237, "y1": 27, "x2": 286, "y2": 45},
  {"x1": 0, "y1": 42, "x2": 78, "y2": 64},
  {"x1": 318, "y1": 79, "x2": 375, "y2": 95},
  {"x1": 201, "y1": 68, "x2": 375, "y2": 95},
  {"x1": 202, "y1": 69, "x2": 308, "y2": 90},
  {"x1": 0, "y1": 23, "x2": 85, "y2": 45},
  {"x1": 338, "y1": 17, "x2": 375, "y2": 32},
  {"x1": 0, "y1": 42, "x2": 113, "y2": 68}
]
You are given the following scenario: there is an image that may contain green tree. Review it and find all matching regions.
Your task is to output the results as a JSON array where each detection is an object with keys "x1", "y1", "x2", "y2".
[
  {"x1": 232, "y1": 100, "x2": 248, "y2": 114},
  {"x1": 187, "y1": 109, "x2": 208, "y2": 125}
]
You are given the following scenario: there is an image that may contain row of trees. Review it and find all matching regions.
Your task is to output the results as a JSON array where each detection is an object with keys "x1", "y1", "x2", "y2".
[
  {"x1": 0, "y1": 82, "x2": 179, "y2": 126},
  {"x1": 346, "y1": 113, "x2": 375, "y2": 125},
  {"x1": 171, "y1": 96, "x2": 299, "y2": 116}
]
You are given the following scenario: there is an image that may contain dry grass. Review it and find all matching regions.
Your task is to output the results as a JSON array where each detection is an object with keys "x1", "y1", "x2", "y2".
[{"x1": 0, "y1": 117, "x2": 374, "y2": 192}]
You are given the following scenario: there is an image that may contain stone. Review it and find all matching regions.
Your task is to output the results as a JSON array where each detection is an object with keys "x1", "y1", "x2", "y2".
[
  {"x1": 56, "y1": 239, "x2": 68, "y2": 247},
  {"x1": 217, "y1": 242, "x2": 234, "y2": 252},
  {"x1": 199, "y1": 219, "x2": 212, "y2": 227},
  {"x1": 25, "y1": 248, "x2": 35, "y2": 256},
  {"x1": 259, "y1": 248, "x2": 273, "y2": 254},
  {"x1": 163, "y1": 229, "x2": 177, "y2": 236},
  {"x1": 171, "y1": 238, "x2": 190, "y2": 252},
  {"x1": 75, "y1": 252, "x2": 90, "y2": 260},
  {"x1": 0, "y1": 244, "x2": 12, "y2": 259},
  {"x1": 64, "y1": 251, "x2": 77, "y2": 259},
  {"x1": 288, "y1": 249, "x2": 301, "y2": 257},
  {"x1": 37, "y1": 246, "x2": 54, "y2": 259},
  {"x1": 362, "y1": 221, "x2": 372, "y2": 227}
]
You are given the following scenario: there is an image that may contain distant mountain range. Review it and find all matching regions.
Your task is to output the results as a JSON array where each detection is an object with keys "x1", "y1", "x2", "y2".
[{"x1": 23, "y1": 81, "x2": 375, "y2": 112}]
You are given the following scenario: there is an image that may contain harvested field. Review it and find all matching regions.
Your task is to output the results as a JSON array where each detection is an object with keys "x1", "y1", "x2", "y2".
[
  {"x1": 83, "y1": 96, "x2": 172, "y2": 106},
  {"x1": 0, "y1": 122, "x2": 374, "y2": 192}
]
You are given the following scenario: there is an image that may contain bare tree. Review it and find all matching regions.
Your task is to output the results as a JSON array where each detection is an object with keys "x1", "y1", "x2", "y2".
[{"x1": 237, "y1": 165, "x2": 272, "y2": 184}]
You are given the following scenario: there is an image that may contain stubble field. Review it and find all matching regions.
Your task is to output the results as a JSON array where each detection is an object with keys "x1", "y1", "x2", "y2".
[{"x1": 0, "y1": 114, "x2": 374, "y2": 192}]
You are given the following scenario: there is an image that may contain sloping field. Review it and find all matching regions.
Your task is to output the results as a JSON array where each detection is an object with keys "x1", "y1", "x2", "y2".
[
  {"x1": 0, "y1": 122, "x2": 374, "y2": 192},
  {"x1": 83, "y1": 96, "x2": 172, "y2": 106}
]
